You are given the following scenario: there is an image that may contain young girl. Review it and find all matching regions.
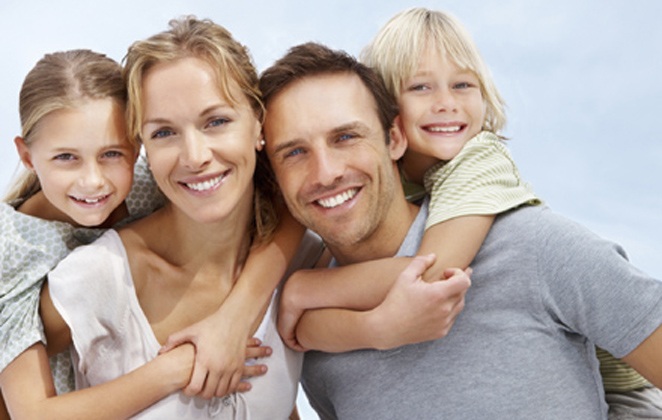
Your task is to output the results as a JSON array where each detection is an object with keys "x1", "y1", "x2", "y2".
[
  {"x1": 0, "y1": 47, "x2": 300, "y2": 418},
  {"x1": 279, "y1": 7, "x2": 662, "y2": 419}
]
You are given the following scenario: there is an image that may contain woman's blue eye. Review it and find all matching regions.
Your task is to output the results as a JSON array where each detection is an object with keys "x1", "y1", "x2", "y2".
[
  {"x1": 152, "y1": 129, "x2": 173, "y2": 139},
  {"x1": 208, "y1": 118, "x2": 230, "y2": 128}
]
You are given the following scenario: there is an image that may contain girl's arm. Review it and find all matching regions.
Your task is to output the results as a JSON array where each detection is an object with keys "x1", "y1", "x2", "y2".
[
  {"x1": 0, "y1": 341, "x2": 193, "y2": 420},
  {"x1": 280, "y1": 215, "x2": 490, "y2": 352},
  {"x1": 160, "y1": 210, "x2": 306, "y2": 398}
]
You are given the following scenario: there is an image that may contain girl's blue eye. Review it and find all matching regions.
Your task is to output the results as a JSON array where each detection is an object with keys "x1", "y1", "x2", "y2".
[{"x1": 103, "y1": 150, "x2": 124, "y2": 158}]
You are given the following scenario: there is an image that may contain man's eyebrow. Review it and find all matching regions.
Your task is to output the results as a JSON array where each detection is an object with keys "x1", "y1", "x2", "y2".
[
  {"x1": 272, "y1": 139, "x2": 302, "y2": 155},
  {"x1": 329, "y1": 121, "x2": 367, "y2": 136}
]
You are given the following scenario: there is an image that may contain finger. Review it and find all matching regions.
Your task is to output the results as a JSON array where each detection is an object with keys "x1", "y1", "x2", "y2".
[
  {"x1": 160, "y1": 331, "x2": 193, "y2": 353},
  {"x1": 399, "y1": 254, "x2": 436, "y2": 282},
  {"x1": 222, "y1": 371, "x2": 243, "y2": 397},
  {"x1": 246, "y1": 337, "x2": 262, "y2": 348},
  {"x1": 210, "y1": 374, "x2": 230, "y2": 400},
  {"x1": 235, "y1": 380, "x2": 253, "y2": 393},
  {"x1": 184, "y1": 363, "x2": 207, "y2": 397},
  {"x1": 242, "y1": 363, "x2": 268, "y2": 378},
  {"x1": 245, "y1": 345, "x2": 272, "y2": 359},
  {"x1": 201, "y1": 370, "x2": 222, "y2": 400}
]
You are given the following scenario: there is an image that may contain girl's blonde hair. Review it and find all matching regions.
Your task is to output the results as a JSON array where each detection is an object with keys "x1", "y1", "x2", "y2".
[
  {"x1": 5, "y1": 49, "x2": 126, "y2": 202},
  {"x1": 123, "y1": 16, "x2": 278, "y2": 243},
  {"x1": 361, "y1": 7, "x2": 506, "y2": 134}
]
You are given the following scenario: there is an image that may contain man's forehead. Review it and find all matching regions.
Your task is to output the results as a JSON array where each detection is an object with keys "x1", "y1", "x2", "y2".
[{"x1": 265, "y1": 72, "x2": 380, "y2": 143}]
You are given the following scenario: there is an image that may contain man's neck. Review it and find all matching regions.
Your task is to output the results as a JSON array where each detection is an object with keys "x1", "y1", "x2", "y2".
[{"x1": 329, "y1": 200, "x2": 420, "y2": 266}]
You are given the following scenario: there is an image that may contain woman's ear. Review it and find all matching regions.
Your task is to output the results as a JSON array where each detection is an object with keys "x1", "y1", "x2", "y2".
[
  {"x1": 256, "y1": 138, "x2": 266, "y2": 152},
  {"x1": 388, "y1": 116, "x2": 408, "y2": 161},
  {"x1": 14, "y1": 136, "x2": 35, "y2": 170}
]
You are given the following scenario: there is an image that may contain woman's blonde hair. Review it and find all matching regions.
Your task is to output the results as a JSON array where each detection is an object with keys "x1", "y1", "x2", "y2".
[
  {"x1": 361, "y1": 7, "x2": 506, "y2": 134},
  {"x1": 123, "y1": 16, "x2": 278, "y2": 243},
  {"x1": 4, "y1": 49, "x2": 126, "y2": 202}
]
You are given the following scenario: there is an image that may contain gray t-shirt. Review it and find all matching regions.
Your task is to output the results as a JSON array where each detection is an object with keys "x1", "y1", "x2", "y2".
[{"x1": 301, "y1": 201, "x2": 662, "y2": 419}]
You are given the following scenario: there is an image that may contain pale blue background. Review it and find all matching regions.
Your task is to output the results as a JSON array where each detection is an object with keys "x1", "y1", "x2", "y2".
[{"x1": 1, "y1": 1, "x2": 660, "y2": 418}]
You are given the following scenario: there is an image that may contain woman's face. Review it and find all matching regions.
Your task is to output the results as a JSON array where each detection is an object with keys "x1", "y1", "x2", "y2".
[{"x1": 140, "y1": 57, "x2": 262, "y2": 224}]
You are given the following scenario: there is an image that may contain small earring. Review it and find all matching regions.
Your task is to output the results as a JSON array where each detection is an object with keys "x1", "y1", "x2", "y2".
[{"x1": 259, "y1": 139, "x2": 266, "y2": 147}]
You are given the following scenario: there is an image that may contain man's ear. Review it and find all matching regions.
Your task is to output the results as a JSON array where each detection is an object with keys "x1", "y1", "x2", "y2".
[
  {"x1": 388, "y1": 116, "x2": 408, "y2": 161},
  {"x1": 14, "y1": 136, "x2": 35, "y2": 170}
]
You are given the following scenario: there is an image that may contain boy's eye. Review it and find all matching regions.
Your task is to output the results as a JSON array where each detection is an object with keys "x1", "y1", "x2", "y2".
[
  {"x1": 409, "y1": 84, "x2": 430, "y2": 92},
  {"x1": 338, "y1": 133, "x2": 356, "y2": 142},
  {"x1": 54, "y1": 153, "x2": 76, "y2": 161},
  {"x1": 454, "y1": 81, "x2": 475, "y2": 90}
]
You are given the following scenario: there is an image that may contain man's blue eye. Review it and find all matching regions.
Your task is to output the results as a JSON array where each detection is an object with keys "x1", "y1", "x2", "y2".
[{"x1": 285, "y1": 148, "x2": 304, "y2": 158}]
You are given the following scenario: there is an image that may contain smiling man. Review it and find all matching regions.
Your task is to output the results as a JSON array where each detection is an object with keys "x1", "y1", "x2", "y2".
[{"x1": 260, "y1": 42, "x2": 662, "y2": 419}]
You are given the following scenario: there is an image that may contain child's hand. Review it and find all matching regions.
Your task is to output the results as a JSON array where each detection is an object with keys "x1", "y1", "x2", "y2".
[
  {"x1": 155, "y1": 342, "x2": 195, "y2": 392},
  {"x1": 277, "y1": 279, "x2": 308, "y2": 352},
  {"x1": 370, "y1": 254, "x2": 471, "y2": 350},
  {"x1": 159, "y1": 314, "x2": 271, "y2": 399}
]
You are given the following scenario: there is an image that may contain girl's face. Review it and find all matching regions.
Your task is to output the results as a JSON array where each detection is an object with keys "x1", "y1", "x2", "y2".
[
  {"x1": 140, "y1": 57, "x2": 262, "y2": 225},
  {"x1": 15, "y1": 98, "x2": 136, "y2": 227},
  {"x1": 398, "y1": 45, "x2": 486, "y2": 164}
]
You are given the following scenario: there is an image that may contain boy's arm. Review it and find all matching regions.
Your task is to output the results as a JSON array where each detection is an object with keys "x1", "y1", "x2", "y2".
[
  {"x1": 0, "y1": 342, "x2": 193, "y2": 420},
  {"x1": 418, "y1": 215, "x2": 494, "y2": 282},
  {"x1": 160, "y1": 210, "x2": 305, "y2": 398},
  {"x1": 622, "y1": 324, "x2": 662, "y2": 387},
  {"x1": 280, "y1": 216, "x2": 489, "y2": 352},
  {"x1": 294, "y1": 256, "x2": 470, "y2": 352}
]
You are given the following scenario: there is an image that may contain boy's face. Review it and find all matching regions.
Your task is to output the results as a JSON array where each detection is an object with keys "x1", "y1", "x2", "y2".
[{"x1": 398, "y1": 46, "x2": 486, "y2": 164}]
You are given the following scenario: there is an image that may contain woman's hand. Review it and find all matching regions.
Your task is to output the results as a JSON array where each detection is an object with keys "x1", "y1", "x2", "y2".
[{"x1": 159, "y1": 314, "x2": 271, "y2": 399}]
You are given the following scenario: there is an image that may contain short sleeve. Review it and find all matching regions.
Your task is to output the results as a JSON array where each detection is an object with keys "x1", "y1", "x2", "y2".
[{"x1": 424, "y1": 131, "x2": 540, "y2": 230}]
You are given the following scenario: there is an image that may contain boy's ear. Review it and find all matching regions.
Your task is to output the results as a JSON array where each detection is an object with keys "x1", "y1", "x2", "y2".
[
  {"x1": 14, "y1": 136, "x2": 35, "y2": 170},
  {"x1": 388, "y1": 116, "x2": 408, "y2": 161}
]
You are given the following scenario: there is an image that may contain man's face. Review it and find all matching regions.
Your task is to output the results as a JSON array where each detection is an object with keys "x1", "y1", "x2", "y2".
[{"x1": 264, "y1": 72, "x2": 406, "y2": 251}]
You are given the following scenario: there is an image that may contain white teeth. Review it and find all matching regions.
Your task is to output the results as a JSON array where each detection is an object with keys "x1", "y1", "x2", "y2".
[
  {"x1": 186, "y1": 175, "x2": 223, "y2": 192},
  {"x1": 73, "y1": 196, "x2": 105, "y2": 204},
  {"x1": 317, "y1": 189, "x2": 357, "y2": 209},
  {"x1": 428, "y1": 126, "x2": 461, "y2": 133}
]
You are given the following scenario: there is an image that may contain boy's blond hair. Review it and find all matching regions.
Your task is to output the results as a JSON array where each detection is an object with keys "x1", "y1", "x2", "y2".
[{"x1": 361, "y1": 7, "x2": 506, "y2": 134}]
